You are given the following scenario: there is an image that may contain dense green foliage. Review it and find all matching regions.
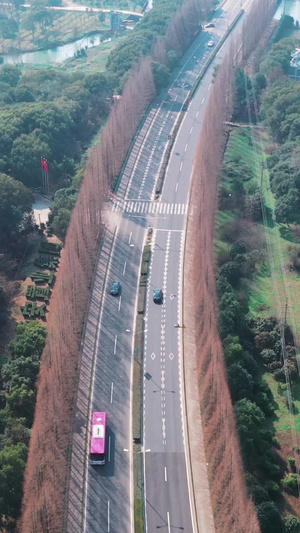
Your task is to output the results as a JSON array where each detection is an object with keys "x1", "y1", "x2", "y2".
[
  {"x1": 218, "y1": 126, "x2": 300, "y2": 530},
  {"x1": 106, "y1": 0, "x2": 183, "y2": 86},
  {"x1": 0, "y1": 67, "x2": 111, "y2": 189},
  {"x1": 0, "y1": 321, "x2": 46, "y2": 527},
  {"x1": 256, "y1": 36, "x2": 300, "y2": 226}
]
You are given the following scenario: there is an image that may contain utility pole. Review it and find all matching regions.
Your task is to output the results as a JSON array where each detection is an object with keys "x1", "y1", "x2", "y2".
[
  {"x1": 280, "y1": 298, "x2": 288, "y2": 363},
  {"x1": 260, "y1": 162, "x2": 264, "y2": 196}
]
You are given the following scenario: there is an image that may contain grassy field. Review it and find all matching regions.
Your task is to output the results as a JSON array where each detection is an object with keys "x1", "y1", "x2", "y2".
[
  {"x1": 64, "y1": 33, "x2": 127, "y2": 72},
  {"x1": 217, "y1": 126, "x2": 300, "y2": 445},
  {"x1": 0, "y1": 10, "x2": 110, "y2": 53}
]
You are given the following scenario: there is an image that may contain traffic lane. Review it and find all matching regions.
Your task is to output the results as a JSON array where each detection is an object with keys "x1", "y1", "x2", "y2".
[
  {"x1": 144, "y1": 230, "x2": 169, "y2": 452},
  {"x1": 86, "y1": 221, "x2": 146, "y2": 532},
  {"x1": 145, "y1": 452, "x2": 193, "y2": 533},
  {"x1": 125, "y1": 30, "x2": 216, "y2": 201},
  {"x1": 163, "y1": 230, "x2": 184, "y2": 453}
]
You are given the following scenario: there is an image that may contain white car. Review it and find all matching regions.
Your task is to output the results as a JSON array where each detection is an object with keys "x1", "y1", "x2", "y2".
[{"x1": 207, "y1": 40, "x2": 214, "y2": 48}]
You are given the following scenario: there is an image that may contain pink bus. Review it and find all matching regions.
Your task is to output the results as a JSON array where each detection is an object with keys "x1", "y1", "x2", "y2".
[{"x1": 90, "y1": 412, "x2": 107, "y2": 465}]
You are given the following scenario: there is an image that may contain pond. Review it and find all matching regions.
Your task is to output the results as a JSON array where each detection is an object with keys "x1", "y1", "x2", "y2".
[
  {"x1": 3, "y1": 32, "x2": 110, "y2": 65},
  {"x1": 275, "y1": 0, "x2": 300, "y2": 23}
]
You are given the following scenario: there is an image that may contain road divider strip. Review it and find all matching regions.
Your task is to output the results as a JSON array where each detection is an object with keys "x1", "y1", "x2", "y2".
[{"x1": 132, "y1": 230, "x2": 152, "y2": 532}]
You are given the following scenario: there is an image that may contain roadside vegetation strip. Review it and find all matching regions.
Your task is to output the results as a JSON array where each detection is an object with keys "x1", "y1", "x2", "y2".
[{"x1": 132, "y1": 237, "x2": 152, "y2": 533}]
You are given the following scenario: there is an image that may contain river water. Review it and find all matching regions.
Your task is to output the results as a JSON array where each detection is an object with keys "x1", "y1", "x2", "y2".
[
  {"x1": 3, "y1": 0, "x2": 297, "y2": 65},
  {"x1": 275, "y1": 0, "x2": 300, "y2": 22},
  {"x1": 3, "y1": 33, "x2": 109, "y2": 65}
]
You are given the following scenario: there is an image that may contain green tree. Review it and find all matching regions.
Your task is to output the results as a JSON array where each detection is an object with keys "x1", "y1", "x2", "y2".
[
  {"x1": 52, "y1": 207, "x2": 72, "y2": 241},
  {"x1": 0, "y1": 65, "x2": 21, "y2": 87},
  {"x1": 152, "y1": 61, "x2": 170, "y2": 92},
  {"x1": 0, "y1": 174, "x2": 33, "y2": 250},
  {"x1": 219, "y1": 261, "x2": 241, "y2": 285},
  {"x1": 0, "y1": 443, "x2": 27, "y2": 519},
  {"x1": 1, "y1": 417, "x2": 31, "y2": 447},
  {"x1": 256, "y1": 502, "x2": 283, "y2": 533},
  {"x1": 2, "y1": 355, "x2": 40, "y2": 391},
  {"x1": 9, "y1": 321, "x2": 47, "y2": 359},
  {"x1": 6, "y1": 385, "x2": 36, "y2": 426},
  {"x1": 283, "y1": 515, "x2": 300, "y2": 533},
  {"x1": 167, "y1": 50, "x2": 180, "y2": 69},
  {"x1": 99, "y1": 11, "x2": 105, "y2": 22},
  {"x1": 227, "y1": 363, "x2": 254, "y2": 403}
]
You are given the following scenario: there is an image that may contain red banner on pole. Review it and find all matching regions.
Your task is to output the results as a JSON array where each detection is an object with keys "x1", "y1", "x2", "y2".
[{"x1": 41, "y1": 157, "x2": 48, "y2": 173}]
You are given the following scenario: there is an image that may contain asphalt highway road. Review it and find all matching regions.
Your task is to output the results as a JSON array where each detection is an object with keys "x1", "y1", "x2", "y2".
[{"x1": 67, "y1": 1, "x2": 255, "y2": 532}]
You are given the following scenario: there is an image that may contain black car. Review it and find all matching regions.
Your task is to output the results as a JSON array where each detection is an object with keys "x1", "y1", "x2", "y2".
[
  {"x1": 153, "y1": 289, "x2": 163, "y2": 304},
  {"x1": 110, "y1": 281, "x2": 121, "y2": 296},
  {"x1": 205, "y1": 22, "x2": 215, "y2": 28}
]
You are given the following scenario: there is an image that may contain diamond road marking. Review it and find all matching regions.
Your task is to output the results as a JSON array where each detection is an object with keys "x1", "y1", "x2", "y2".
[
  {"x1": 169, "y1": 353, "x2": 174, "y2": 360},
  {"x1": 150, "y1": 352, "x2": 156, "y2": 360}
]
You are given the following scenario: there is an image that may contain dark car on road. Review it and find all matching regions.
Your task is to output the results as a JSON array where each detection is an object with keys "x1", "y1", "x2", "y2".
[
  {"x1": 205, "y1": 22, "x2": 215, "y2": 28},
  {"x1": 153, "y1": 289, "x2": 163, "y2": 304},
  {"x1": 110, "y1": 281, "x2": 121, "y2": 296}
]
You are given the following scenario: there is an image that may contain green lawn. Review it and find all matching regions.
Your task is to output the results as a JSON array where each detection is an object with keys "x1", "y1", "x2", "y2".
[{"x1": 217, "y1": 126, "x2": 300, "y2": 437}]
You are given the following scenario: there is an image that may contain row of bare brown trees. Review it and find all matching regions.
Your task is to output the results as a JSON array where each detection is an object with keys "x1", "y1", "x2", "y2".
[
  {"x1": 185, "y1": 3, "x2": 278, "y2": 531},
  {"x1": 242, "y1": 0, "x2": 276, "y2": 61},
  {"x1": 20, "y1": 0, "x2": 215, "y2": 530},
  {"x1": 187, "y1": 50, "x2": 260, "y2": 532}
]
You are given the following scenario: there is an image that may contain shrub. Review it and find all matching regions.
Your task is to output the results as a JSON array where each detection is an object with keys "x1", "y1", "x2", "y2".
[
  {"x1": 288, "y1": 457, "x2": 296, "y2": 472},
  {"x1": 219, "y1": 261, "x2": 241, "y2": 285},
  {"x1": 282, "y1": 473, "x2": 298, "y2": 495},
  {"x1": 283, "y1": 515, "x2": 300, "y2": 533},
  {"x1": 256, "y1": 501, "x2": 284, "y2": 533},
  {"x1": 261, "y1": 349, "x2": 277, "y2": 365},
  {"x1": 254, "y1": 331, "x2": 274, "y2": 353},
  {"x1": 249, "y1": 484, "x2": 270, "y2": 505}
]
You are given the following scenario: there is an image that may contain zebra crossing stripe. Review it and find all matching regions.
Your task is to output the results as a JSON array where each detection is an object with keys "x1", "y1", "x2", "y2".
[{"x1": 111, "y1": 200, "x2": 188, "y2": 215}]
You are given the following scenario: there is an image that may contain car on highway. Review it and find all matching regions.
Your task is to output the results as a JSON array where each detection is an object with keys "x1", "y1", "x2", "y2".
[
  {"x1": 153, "y1": 289, "x2": 163, "y2": 304},
  {"x1": 205, "y1": 22, "x2": 215, "y2": 28},
  {"x1": 110, "y1": 281, "x2": 121, "y2": 296},
  {"x1": 207, "y1": 40, "x2": 214, "y2": 47}
]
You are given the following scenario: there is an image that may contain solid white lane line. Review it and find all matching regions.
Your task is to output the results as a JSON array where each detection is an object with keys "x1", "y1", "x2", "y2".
[
  {"x1": 164, "y1": 467, "x2": 167, "y2": 482},
  {"x1": 110, "y1": 382, "x2": 114, "y2": 403},
  {"x1": 108, "y1": 501, "x2": 110, "y2": 532},
  {"x1": 185, "y1": 143, "x2": 188, "y2": 152},
  {"x1": 180, "y1": 161, "x2": 183, "y2": 171},
  {"x1": 118, "y1": 296, "x2": 122, "y2": 312},
  {"x1": 108, "y1": 436, "x2": 111, "y2": 462},
  {"x1": 114, "y1": 335, "x2": 117, "y2": 355},
  {"x1": 167, "y1": 512, "x2": 171, "y2": 533},
  {"x1": 123, "y1": 261, "x2": 127, "y2": 276},
  {"x1": 175, "y1": 183, "x2": 178, "y2": 193},
  {"x1": 128, "y1": 232, "x2": 132, "y2": 244}
]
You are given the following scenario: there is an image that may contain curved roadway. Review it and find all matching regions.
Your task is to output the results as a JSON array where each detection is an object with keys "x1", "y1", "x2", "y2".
[{"x1": 66, "y1": 0, "x2": 254, "y2": 531}]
